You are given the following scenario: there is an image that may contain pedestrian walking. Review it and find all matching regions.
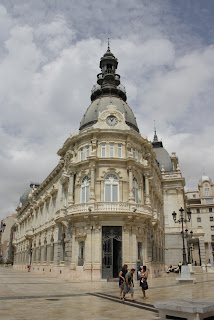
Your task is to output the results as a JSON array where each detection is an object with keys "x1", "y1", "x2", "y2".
[
  {"x1": 123, "y1": 268, "x2": 135, "y2": 302},
  {"x1": 119, "y1": 264, "x2": 128, "y2": 299}
]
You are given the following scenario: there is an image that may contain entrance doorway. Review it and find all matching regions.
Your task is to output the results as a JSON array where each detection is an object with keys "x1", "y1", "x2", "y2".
[{"x1": 102, "y1": 226, "x2": 122, "y2": 279}]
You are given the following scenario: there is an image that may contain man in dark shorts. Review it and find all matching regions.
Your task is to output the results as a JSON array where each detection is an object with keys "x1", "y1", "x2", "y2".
[{"x1": 123, "y1": 268, "x2": 135, "y2": 301}]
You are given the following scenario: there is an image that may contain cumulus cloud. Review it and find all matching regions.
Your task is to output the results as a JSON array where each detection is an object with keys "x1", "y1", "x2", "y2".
[{"x1": 0, "y1": 1, "x2": 214, "y2": 219}]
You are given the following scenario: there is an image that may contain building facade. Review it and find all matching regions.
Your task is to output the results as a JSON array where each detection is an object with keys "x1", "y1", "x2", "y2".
[
  {"x1": 0, "y1": 214, "x2": 16, "y2": 262},
  {"x1": 185, "y1": 174, "x2": 214, "y2": 266},
  {"x1": 13, "y1": 46, "x2": 187, "y2": 279}
]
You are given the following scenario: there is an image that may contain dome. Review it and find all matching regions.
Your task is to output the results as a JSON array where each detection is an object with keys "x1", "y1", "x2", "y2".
[
  {"x1": 200, "y1": 175, "x2": 211, "y2": 183},
  {"x1": 152, "y1": 131, "x2": 173, "y2": 172},
  {"x1": 19, "y1": 183, "x2": 40, "y2": 207},
  {"x1": 153, "y1": 147, "x2": 173, "y2": 172},
  {"x1": 79, "y1": 45, "x2": 139, "y2": 132},
  {"x1": 79, "y1": 96, "x2": 139, "y2": 132},
  {"x1": 19, "y1": 188, "x2": 31, "y2": 206}
]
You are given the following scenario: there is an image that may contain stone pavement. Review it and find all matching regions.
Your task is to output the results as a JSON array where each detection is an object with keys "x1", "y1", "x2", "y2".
[{"x1": 0, "y1": 267, "x2": 214, "y2": 320}]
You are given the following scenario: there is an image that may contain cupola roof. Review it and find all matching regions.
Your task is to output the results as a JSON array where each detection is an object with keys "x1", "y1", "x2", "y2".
[
  {"x1": 79, "y1": 42, "x2": 139, "y2": 132},
  {"x1": 200, "y1": 174, "x2": 211, "y2": 183},
  {"x1": 152, "y1": 129, "x2": 173, "y2": 172}
]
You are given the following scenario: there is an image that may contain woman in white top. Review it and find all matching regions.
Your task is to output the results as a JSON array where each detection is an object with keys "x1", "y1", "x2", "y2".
[{"x1": 139, "y1": 265, "x2": 148, "y2": 300}]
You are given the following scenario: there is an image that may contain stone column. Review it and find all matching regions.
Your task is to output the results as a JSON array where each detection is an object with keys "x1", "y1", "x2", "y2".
[
  {"x1": 146, "y1": 225, "x2": 152, "y2": 264},
  {"x1": 140, "y1": 181, "x2": 144, "y2": 204},
  {"x1": 101, "y1": 181, "x2": 104, "y2": 201},
  {"x1": 84, "y1": 226, "x2": 92, "y2": 268},
  {"x1": 46, "y1": 245, "x2": 51, "y2": 264},
  {"x1": 131, "y1": 227, "x2": 138, "y2": 267},
  {"x1": 53, "y1": 225, "x2": 63, "y2": 265},
  {"x1": 93, "y1": 227, "x2": 101, "y2": 264},
  {"x1": 50, "y1": 243, "x2": 54, "y2": 263},
  {"x1": 65, "y1": 221, "x2": 72, "y2": 266},
  {"x1": 128, "y1": 167, "x2": 135, "y2": 202},
  {"x1": 40, "y1": 246, "x2": 44, "y2": 263},
  {"x1": 35, "y1": 248, "x2": 39, "y2": 264},
  {"x1": 59, "y1": 182, "x2": 64, "y2": 208},
  {"x1": 32, "y1": 248, "x2": 36, "y2": 263},
  {"x1": 68, "y1": 174, "x2": 74, "y2": 205},
  {"x1": 119, "y1": 181, "x2": 123, "y2": 201},
  {"x1": 89, "y1": 165, "x2": 96, "y2": 202},
  {"x1": 145, "y1": 175, "x2": 151, "y2": 205},
  {"x1": 43, "y1": 243, "x2": 47, "y2": 263},
  {"x1": 142, "y1": 230, "x2": 148, "y2": 265},
  {"x1": 123, "y1": 226, "x2": 131, "y2": 266}
]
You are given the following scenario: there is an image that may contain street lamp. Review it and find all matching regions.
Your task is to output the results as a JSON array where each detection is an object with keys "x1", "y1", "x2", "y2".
[{"x1": 172, "y1": 207, "x2": 192, "y2": 265}]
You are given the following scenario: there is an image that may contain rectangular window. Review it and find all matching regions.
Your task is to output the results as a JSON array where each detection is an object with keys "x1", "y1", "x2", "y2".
[
  {"x1": 118, "y1": 144, "x2": 122, "y2": 157},
  {"x1": 205, "y1": 188, "x2": 210, "y2": 196},
  {"x1": 78, "y1": 241, "x2": 85, "y2": 266},
  {"x1": 110, "y1": 143, "x2": 114, "y2": 157},
  {"x1": 197, "y1": 208, "x2": 200, "y2": 213},
  {"x1": 209, "y1": 208, "x2": 213, "y2": 212},
  {"x1": 193, "y1": 194, "x2": 196, "y2": 198},
  {"x1": 81, "y1": 187, "x2": 85, "y2": 203},
  {"x1": 101, "y1": 143, "x2": 106, "y2": 157},
  {"x1": 86, "y1": 145, "x2": 90, "y2": 158},
  {"x1": 210, "y1": 216, "x2": 214, "y2": 222},
  {"x1": 212, "y1": 235, "x2": 214, "y2": 241},
  {"x1": 211, "y1": 226, "x2": 214, "y2": 231},
  {"x1": 133, "y1": 148, "x2": 136, "y2": 158},
  {"x1": 86, "y1": 186, "x2": 89, "y2": 203},
  {"x1": 80, "y1": 148, "x2": 84, "y2": 161},
  {"x1": 112, "y1": 184, "x2": 118, "y2": 201},
  {"x1": 138, "y1": 242, "x2": 143, "y2": 262},
  {"x1": 105, "y1": 184, "x2": 111, "y2": 201},
  {"x1": 197, "y1": 217, "x2": 201, "y2": 222}
]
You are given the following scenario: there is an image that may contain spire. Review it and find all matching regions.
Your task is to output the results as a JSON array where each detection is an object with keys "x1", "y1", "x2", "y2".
[
  {"x1": 153, "y1": 120, "x2": 158, "y2": 143},
  {"x1": 152, "y1": 121, "x2": 163, "y2": 148},
  {"x1": 107, "y1": 38, "x2": 111, "y2": 52}
]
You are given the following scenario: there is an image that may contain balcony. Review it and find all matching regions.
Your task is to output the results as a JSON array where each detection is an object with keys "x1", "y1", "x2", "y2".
[{"x1": 66, "y1": 202, "x2": 152, "y2": 217}]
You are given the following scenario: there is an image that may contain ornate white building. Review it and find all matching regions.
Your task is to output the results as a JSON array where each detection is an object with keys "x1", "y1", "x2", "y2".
[{"x1": 13, "y1": 46, "x2": 187, "y2": 280}]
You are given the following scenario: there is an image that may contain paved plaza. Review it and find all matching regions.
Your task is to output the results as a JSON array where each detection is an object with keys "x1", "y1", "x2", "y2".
[{"x1": 0, "y1": 267, "x2": 214, "y2": 320}]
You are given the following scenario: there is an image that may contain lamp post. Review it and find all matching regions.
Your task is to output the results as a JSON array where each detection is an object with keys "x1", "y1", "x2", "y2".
[{"x1": 172, "y1": 207, "x2": 192, "y2": 265}]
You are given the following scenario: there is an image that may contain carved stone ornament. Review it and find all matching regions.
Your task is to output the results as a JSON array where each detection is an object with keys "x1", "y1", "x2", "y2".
[{"x1": 93, "y1": 105, "x2": 130, "y2": 130}]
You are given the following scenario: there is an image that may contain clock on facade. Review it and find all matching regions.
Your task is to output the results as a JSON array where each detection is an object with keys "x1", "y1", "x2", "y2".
[{"x1": 106, "y1": 115, "x2": 118, "y2": 126}]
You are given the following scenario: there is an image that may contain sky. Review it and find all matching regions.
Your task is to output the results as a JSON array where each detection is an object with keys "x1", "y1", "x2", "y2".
[{"x1": 1, "y1": 0, "x2": 214, "y2": 219}]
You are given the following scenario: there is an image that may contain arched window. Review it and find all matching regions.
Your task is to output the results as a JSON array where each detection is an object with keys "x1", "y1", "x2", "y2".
[
  {"x1": 81, "y1": 176, "x2": 89, "y2": 203},
  {"x1": 133, "y1": 178, "x2": 139, "y2": 203},
  {"x1": 104, "y1": 174, "x2": 119, "y2": 202}
]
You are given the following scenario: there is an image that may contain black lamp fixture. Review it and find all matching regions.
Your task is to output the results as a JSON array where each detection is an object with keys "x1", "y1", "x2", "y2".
[{"x1": 172, "y1": 207, "x2": 192, "y2": 265}]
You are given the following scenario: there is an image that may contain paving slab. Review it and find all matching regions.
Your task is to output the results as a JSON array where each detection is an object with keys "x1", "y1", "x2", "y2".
[{"x1": 0, "y1": 267, "x2": 214, "y2": 320}]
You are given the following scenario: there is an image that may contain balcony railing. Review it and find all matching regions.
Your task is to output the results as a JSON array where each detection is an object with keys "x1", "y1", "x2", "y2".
[{"x1": 67, "y1": 202, "x2": 152, "y2": 217}]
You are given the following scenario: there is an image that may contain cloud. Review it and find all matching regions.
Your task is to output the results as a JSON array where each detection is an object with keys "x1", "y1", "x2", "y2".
[{"x1": 0, "y1": 1, "x2": 214, "y2": 220}]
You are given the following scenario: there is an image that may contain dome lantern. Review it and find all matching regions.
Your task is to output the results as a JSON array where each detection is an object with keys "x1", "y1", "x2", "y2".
[{"x1": 91, "y1": 39, "x2": 127, "y2": 102}]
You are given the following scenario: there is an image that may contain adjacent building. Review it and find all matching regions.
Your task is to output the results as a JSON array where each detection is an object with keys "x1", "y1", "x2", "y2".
[
  {"x1": 13, "y1": 46, "x2": 189, "y2": 279},
  {"x1": 0, "y1": 214, "x2": 16, "y2": 262},
  {"x1": 185, "y1": 174, "x2": 214, "y2": 266}
]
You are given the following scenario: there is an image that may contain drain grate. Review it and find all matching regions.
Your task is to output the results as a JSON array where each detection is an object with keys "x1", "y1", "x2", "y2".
[{"x1": 46, "y1": 299, "x2": 60, "y2": 301}]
